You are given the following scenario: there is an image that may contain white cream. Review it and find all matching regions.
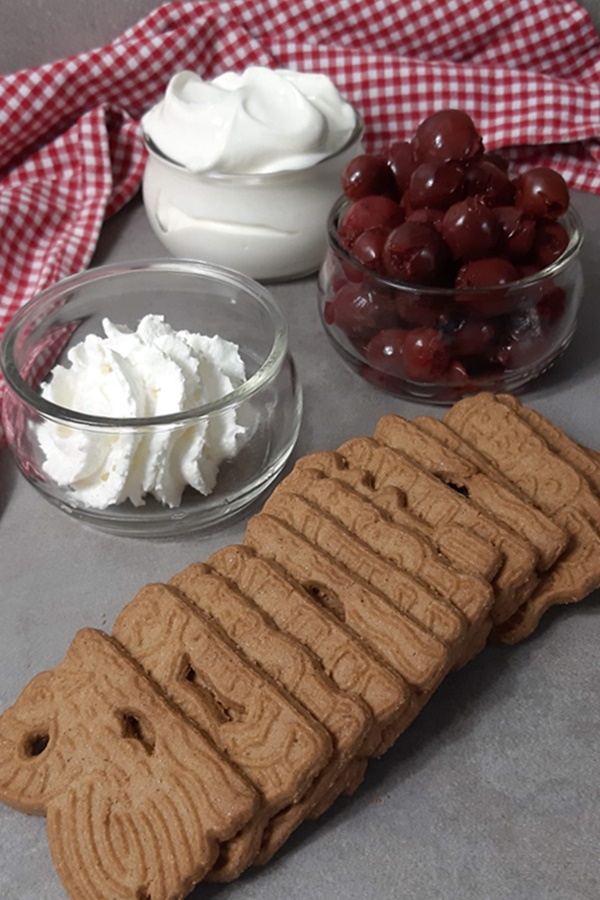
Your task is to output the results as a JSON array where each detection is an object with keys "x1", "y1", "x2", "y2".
[
  {"x1": 142, "y1": 67, "x2": 357, "y2": 174},
  {"x1": 141, "y1": 66, "x2": 363, "y2": 281},
  {"x1": 38, "y1": 315, "x2": 249, "y2": 509}
]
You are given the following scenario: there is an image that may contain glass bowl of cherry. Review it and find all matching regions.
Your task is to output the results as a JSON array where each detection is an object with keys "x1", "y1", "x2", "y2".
[{"x1": 318, "y1": 109, "x2": 584, "y2": 402}]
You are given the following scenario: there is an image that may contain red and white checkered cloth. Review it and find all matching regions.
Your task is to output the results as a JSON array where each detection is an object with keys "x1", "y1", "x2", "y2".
[{"x1": 1, "y1": 0, "x2": 600, "y2": 440}]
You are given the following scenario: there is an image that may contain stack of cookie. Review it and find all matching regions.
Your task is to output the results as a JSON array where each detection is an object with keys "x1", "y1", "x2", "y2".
[{"x1": 1, "y1": 393, "x2": 599, "y2": 900}]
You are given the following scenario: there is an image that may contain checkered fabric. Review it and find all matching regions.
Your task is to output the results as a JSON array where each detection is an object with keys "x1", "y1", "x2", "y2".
[{"x1": 1, "y1": 0, "x2": 600, "y2": 441}]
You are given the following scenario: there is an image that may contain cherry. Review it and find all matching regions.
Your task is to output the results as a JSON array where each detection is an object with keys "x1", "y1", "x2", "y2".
[
  {"x1": 341, "y1": 154, "x2": 398, "y2": 200},
  {"x1": 386, "y1": 141, "x2": 418, "y2": 193},
  {"x1": 446, "y1": 359, "x2": 471, "y2": 386},
  {"x1": 365, "y1": 327, "x2": 409, "y2": 375},
  {"x1": 463, "y1": 160, "x2": 515, "y2": 206},
  {"x1": 402, "y1": 327, "x2": 451, "y2": 381},
  {"x1": 412, "y1": 109, "x2": 483, "y2": 163},
  {"x1": 448, "y1": 319, "x2": 496, "y2": 356},
  {"x1": 325, "y1": 283, "x2": 398, "y2": 342},
  {"x1": 383, "y1": 222, "x2": 450, "y2": 284},
  {"x1": 480, "y1": 151, "x2": 509, "y2": 172},
  {"x1": 408, "y1": 160, "x2": 466, "y2": 210},
  {"x1": 442, "y1": 198, "x2": 500, "y2": 261},
  {"x1": 455, "y1": 256, "x2": 520, "y2": 289},
  {"x1": 532, "y1": 221, "x2": 569, "y2": 268},
  {"x1": 396, "y1": 290, "x2": 453, "y2": 327},
  {"x1": 406, "y1": 208, "x2": 445, "y2": 231},
  {"x1": 494, "y1": 206, "x2": 536, "y2": 259},
  {"x1": 351, "y1": 226, "x2": 390, "y2": 271},
  {"x1": 514, "y1": 167, "x2": 570, "y2": 220},
  {"x1": 339, "y1": 196, "x2": 404, "y2": 249},
  {"x1": 455, "y1": 257, "x2": 520, "y2": 317},
  {"x1": 517, "y1": 262, "x2": 544, "y2": 279}
]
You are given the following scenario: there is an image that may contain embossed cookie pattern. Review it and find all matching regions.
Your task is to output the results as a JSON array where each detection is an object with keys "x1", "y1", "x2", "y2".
[
  {"x1": 2, "y1": 397, "x2": 599, "y2": 900},
  {"x1": 444, "y1": 392, "x2": 600, "y2": 641},
  {"x1": 0, "y1": 629, "x2": 258, "y2": 899}
]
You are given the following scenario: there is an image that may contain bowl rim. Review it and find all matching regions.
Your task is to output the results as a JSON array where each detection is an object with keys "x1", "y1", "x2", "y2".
[
  {"x1": 326, "y1": 194, "x2": 584, "y2": 295},
  {"x1": 142, "y1": 107, "x2": 364, "y2": 180},
  {"x1": 0, "y1": 258, "x2": 290, "y2": 430}
]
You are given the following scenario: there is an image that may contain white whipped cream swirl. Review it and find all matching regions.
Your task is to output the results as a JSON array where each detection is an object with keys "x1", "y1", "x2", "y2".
[
  {"x1": 38, "y1": 315, "x2": 248, "y2": 509},
  {"x1": 142, "y1": 66, "x2": 357, "y2": 174}
]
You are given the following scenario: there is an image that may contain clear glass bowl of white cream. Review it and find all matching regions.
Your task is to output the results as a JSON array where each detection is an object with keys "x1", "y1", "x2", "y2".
[
  {"x1": 141, "y1": 68, "x2": 364, "y2": 282},
  {"x1": 0, "y1": 259, "x2": 302, "y2": 536}
]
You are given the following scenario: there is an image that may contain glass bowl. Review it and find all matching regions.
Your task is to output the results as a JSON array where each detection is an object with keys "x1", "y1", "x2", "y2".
[
  {"x1": 318, "y1": 195, "x2": 584, "y2": 402},
  {"x1": 141, "y1": 111, "x2": 363, "y2": 283},
  {"x1": 0, "y1": 259, "x2": 302, "y2": 536}
]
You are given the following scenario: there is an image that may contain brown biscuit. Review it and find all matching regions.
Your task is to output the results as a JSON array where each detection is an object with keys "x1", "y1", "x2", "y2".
[
  {"x1": 307, "y1": 755, "x2": 368, "y2": 819},
  {"x1": 113, "y1": 584, "x2": 332, "y2": 882},
  {"x1": 169, "y1": 563, "x2": 372, "y2": 765},
  {"x1": 245, "y1": 507, "x2": 450, "y2": 695},
  {"x1": 337, "y1": 436, "x2": 539, "y2": 625},
  {"x1": 444, "y1": 393, "x2": 600, "y2": 528},
  {"x1": 580, "y1": 443, "x2": 600, "y2": 473},
  {"x1": 272, "y1": 465, "x2": 493, "y2": 655},
  {"x1": 494, "y1": 508, "x2": 600, "y2": 643},
  {"x1": 444, "y1": 392, "x2": 600, "y2": 642},
  {"x1": 496, "y1": 393, "x2": 600, "y2": 497},
  {"x1": 0, "y1": 628, "x2": 258, "y2": 900},
  {"x1": 254, "y1": 756, "x2": 369, "y2": 867},
  {"x1": 264, "y1": 486, "x2": 468, "y2": 651},
  {"x1": 413, "y1": 413, "x2": 537, "y2": 497},
  {"x1": 168, "y1": 562, "x2": 372, "y2": 867},
  {"x1": 415, "y1": 413, "x2": 571, "y2": 572},
  {"x1": 295, "y1": 450, "x2": 503, "y2": 585},
  {"x1": 239, "y1": 481, "x2": 467, "y2": 856},
  {"x1": 375, "y1": 413, "x2": 569, "y2": 573},
  {"x1": 207, "y1": 544, "x2": 413, "y2": 757},
  {"x1": 206, "y1": 543, "x2": 417, "y2": 862}
]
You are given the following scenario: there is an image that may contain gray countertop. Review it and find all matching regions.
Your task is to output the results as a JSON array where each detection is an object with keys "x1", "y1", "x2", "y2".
[{"x1": 1, "y1": 186, "x2": 600, "y2": 900}]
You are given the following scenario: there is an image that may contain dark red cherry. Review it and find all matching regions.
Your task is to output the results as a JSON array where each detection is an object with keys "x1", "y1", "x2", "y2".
[
  {"x1": 514, "y1": 167, "x2": 570, "y2": 220},
  {"x1": 449, "y1": 319, "x2": 496, "y2": 356},
  {"x1": 455, "y1": 256, "x2": 520, "y2": 289},
  {"x1": 339, "y1": 196, "x2": 404, "y2": 249},
  {"x1": 412, "y1": 109, "x2": 483, "y2": 163},
  {"x1": 383, "y1": 222, "x2": 450, "y2": 284},
  {"x1": 455, "y1": 257, "x2": 520, "y2": 316},
  {"x1": 365, "y1": 327, "x2": 409, "y2": 375},
  {"x1": 396, "y1": 290, "x2": 453, "y2": 327},
  {"x1": 480, "y1": 151, "x2": 509, "y2": 172},
  {"x1": 442, "y1": 197, "x2": 500, "y2": 260},
  {"x1": 325, "y1": 284, "x2": 397, "y2": 341},
  {"x1": 446, "y1": 359, "x2": 471, "y2": 386},
  {"x1": 386, "y1": 141, "x2": 418, "y2": 193},
  {"x1": 407, "y1": 208, "x2": 445, "y2": 231},
  {"x1": 402, "y1": 327, "x2": 451, "y2": 381},
  {"x1": 532, "y1": 221, "x2": 569, "y2": 268},
  {"x1": 463, "y1": 160, "x2": 515, "y2": 206},
  {"x1": 493, "y1": 206, "x2": 536, "y2": 259},
  {"x1": 351, "y1": 226, "x2": 390, "y2": 271},
  {"x1": 408, "y1": 160, "x2": 465, "y2": 210},
  {"x1": 517, "y1": 262, "x2": 544, "y2": 279},
  {"x1": 341, "y1": 154, "x2": 398, "y2": 200}
]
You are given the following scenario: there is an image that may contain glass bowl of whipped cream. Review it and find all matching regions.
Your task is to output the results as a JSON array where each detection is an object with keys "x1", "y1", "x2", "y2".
[
  {"x1": 141, "y1": 67, "x2": 363, "y2": 282},
  {"x1": 0, "y1": 259, "x2": 302, "y2": 536}
]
